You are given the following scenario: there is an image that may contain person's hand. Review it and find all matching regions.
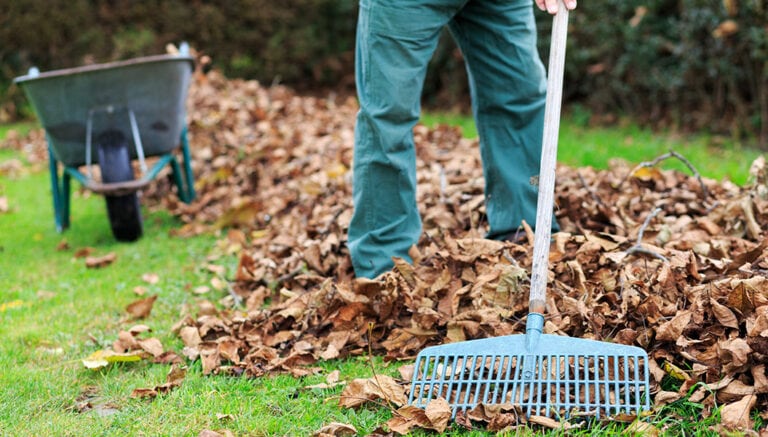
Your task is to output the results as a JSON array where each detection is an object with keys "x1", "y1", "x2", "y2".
[{"x1": 535, "y1": 0, "x2": 577, "y2": 14}]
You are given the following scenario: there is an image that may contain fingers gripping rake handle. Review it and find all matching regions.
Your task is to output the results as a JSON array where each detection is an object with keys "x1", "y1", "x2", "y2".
[{"x1": 529, "y1": 3, "x2": 569, "y2": 316}]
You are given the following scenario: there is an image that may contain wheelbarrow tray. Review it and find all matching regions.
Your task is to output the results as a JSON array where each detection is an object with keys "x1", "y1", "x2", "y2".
[{"x1": 14, "y1": 54, "x2": 194, "y2": 167}]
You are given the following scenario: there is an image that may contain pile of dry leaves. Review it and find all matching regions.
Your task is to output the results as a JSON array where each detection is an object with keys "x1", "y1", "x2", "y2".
[
  {"x1": 4, "y1": 65, "x2": 768, "y2": 433},
  {"x1": 159, "y1": 69, "x2": 768, "y2": 432}
]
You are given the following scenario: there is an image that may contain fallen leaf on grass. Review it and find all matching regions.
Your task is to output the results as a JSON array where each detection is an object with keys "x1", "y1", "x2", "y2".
[
  {"x1": 126, "y1": 295, "x2": 158, "y2": 319},
  {"x1": 663, "y1": 361, "x2": 692, "y2": 381},
  {"x1": 528, "y1": 415, "x2": 575, "y2": 430},
  {"x1": 130, "y1": 364, "x2": 187, "y2": 399},
  {"x1": 0, "y1": 300, "x2": 24, "y2": 312},
  {"x1": 313, "y1": 422, "x2": 357, "y2": 437},
  {"x1": 128, "y1": 324, "x2": 152, "y2": 335},
  {"x1": 424, "y1": 398, "x2": 451, "y2": 432},
  {"x1": 82, "y1": 349, "x2": 145, "y2": 370},
  {"x1": 36, "y1": 290, "x2": 56, "y2": 300},
  {"x1": 720, "y1": 394, "x2": 756, "y2": 430},
  {"x1": 84, "y1": 252, "x2": 117, "y2": 268},
  {"x1": 338, "y1": 375, "x2": 408, "y2": 409},
  {"x1": 193, "y1": 285, "x2": 211, "y2": 295},
  {"x1": 387, "y1": 400, "x2": 450, "y2": 435},
  {"x1": 198, "y1": 430, "x2": 234, "y2": 437},
  {"x1": 141, "y1": 273, "x2": 160, "y2": 284},
  {"x1": 305, "y1": 370, "x2": 345, "y2": 390},
  {"x1": 0, "y1": 196, "x2": 9, "y2": 213},
  {"x1": 465, "y1": 403, "x2": 521, "y2": 432},
  {"x1": 72, "y1": 247, "x2": 94, "y2": 258},
  {"x1": 625, "y1": 420, "x2": 659, "y2": 436},
  {"x1": 138, "y1": 338, "x2": 164, "y2": 357},
  {"x1": 70, "y1": 386, "x2": 121, "y2": 417}
]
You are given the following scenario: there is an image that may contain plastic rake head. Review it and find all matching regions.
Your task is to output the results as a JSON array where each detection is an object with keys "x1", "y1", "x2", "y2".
[{"x1": 408, "y1": 330, "x2": 651, "y2": 419}]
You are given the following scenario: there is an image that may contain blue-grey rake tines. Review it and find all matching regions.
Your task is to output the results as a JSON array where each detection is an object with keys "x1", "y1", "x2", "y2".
[
  {"x1": 408, "y1": 4, "x2": 651, "y2": 419},
  {"x1": 408, "y1": 314, "x2": 651, "y2": 419}
]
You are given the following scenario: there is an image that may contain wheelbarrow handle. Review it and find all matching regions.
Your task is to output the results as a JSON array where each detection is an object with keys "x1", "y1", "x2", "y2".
[{"x1": 529, "y1": 1, "x2": 569, "y2": 315}]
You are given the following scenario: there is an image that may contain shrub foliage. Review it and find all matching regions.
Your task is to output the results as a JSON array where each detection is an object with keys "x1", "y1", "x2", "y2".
[{"x1": 0, "y1": 0, "x2": 765, "y2": 145}]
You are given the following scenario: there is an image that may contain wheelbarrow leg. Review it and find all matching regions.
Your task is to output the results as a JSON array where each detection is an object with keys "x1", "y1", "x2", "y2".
[
  {"x1": 62, "y1": 171, "x2": 71, "y2": 230},
  {"x1": 47, "y1": 141, "x2": 69, "y2": 232},
  {"x1": 180, "y1": 126, "x2": 196, "y2": 202},
  {"x1": 169, "y1": 157, "x2": 189, "y2": 203}
]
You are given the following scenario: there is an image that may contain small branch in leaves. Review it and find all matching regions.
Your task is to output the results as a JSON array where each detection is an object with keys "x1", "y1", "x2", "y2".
[
  {"x1": 224, "y1": 280, "x2": 244, "y2": 307},
  {"x1": 621, "y1": 149, "x2": 710, "y2": 200},
  {"x1": 578, "y1": 170, "x2": 605, "y2": 207},
  {"x1": 626, "y1": 207, "x2": 668, "y2": 262},
  {"x1": 367, "y1": 322, "x2": 396, "y2": 411}
]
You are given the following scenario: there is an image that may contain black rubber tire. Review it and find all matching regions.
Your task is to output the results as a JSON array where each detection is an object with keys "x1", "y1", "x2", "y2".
[{"x1": 97, "y1": 130, "x2": 143, "y2": 241}]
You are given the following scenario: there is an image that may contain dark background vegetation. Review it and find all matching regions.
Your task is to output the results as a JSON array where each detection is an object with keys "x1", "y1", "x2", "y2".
[{"x1": 1, "y1": 0, "x2": 766, "y2": 146}]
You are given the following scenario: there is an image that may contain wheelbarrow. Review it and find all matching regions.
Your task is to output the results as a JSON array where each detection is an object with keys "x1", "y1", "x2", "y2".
[{"x1": 13, "y1": 44, "x2": 196, "y2": 241}]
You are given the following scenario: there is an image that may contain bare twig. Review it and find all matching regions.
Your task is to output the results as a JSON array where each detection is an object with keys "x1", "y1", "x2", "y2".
[
  {"x1": 264, "y1": 264, "x2": 307, "y2": 291},
  {"x1": 578, "y1": 169, "x2": 605, "y2": 207},
  {"x1": 224, "y1": 280, "x2": 244, "y2": 307},
  {"x1": 439, "y1": 165, "x2": 447, "y2": 204},
  {"x1": 637, "y1": 207, "x2": 661, "y2": 243},
  {"x1": 628, "y1": 245, "x2": 668, "y2": 262},
  {"x1": 621, "y1": 149, "x2": 710, "y2": 199},
  {"x1": 366, "y1": 322, "x2": 397, "y2": 411},
  {"x1": 626, "y1": 207, "x2": 668, "y2": 262}
]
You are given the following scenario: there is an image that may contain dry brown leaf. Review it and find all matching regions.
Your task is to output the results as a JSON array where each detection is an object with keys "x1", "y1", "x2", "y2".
[
  {"x1": 138, "y1": 338, "x2": 164, "y2": 357},
  {"x1": 656, "y1": 310, "x2": 692, "y2": 342},
  {"x1": 141, "y1": 273, "x2": 160, "y2": 284},
  {"x1": 313, "y1": 422, "x2": 357, "y2": 437},
  {"x1": 424, "y1": 398, "x2": 451, "y2": 433},
  {"x1": 720, "y1": 394, "x2": 756, "y2": 430},
  {"x1": 625, "y1": 421, "x2": 659, "y2": 436},
  {"x1": 338, "y1": 375, "x2": 408, "y2": 409},
  {"x1": 126, "y1": 295, "x2": 158, "y2": 319},
  {"x1": 132, "y1": 364, "x2": 187, "y2": 399},
  {"x1": 73, "y1": 247, "x2": 94, "y2": 258},
  {"x1": 529, "y1": 415, "x2": 573, "y2": 430},
  {"x1": 130, "y1": 388, "x2": 158, "y2": 399},
  {"x1": 654, "y1": 391, "x2": 683, "y2": 406},
  {"x1": 180, "y1": 326, "x2": 202, "y2": 348},
  {"x1": 198, "y1": 430, "x2": 234, "y2": 437},
  {"x1": 710, "y1": 298, "x2": 740, "y2": 329},
  {"x1": 85, "y1": 252, "x2": 117, "y2": 268}
]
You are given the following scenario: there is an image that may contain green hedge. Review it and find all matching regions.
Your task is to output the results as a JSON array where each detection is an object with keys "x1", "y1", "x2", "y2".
[{"x1": 1, "y1": 1, "x2": 765, "y2": 145}]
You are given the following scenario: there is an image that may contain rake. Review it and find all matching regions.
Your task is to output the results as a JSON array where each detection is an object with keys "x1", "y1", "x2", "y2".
[{"x1": 408, "y1": 3, "x2": 651, "y2": 420}]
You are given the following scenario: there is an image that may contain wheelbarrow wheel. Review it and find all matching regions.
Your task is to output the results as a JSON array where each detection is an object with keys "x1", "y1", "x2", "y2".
[{"x1": 96, "y1": 130, "x2": 143, "y2": 241}]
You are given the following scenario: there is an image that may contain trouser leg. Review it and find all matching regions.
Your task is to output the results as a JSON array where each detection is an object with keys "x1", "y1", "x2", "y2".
[
  {"x1": 449, "y1": 0, "x2": 556, "y2": 239},
  {"x1": 348, "y1": 0, "x2": 463, "y2": 278}
]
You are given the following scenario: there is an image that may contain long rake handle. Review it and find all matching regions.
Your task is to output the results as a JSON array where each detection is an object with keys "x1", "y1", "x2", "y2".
[{"x1": 529, "y1": 2, "x2": 569, "y2": 315}]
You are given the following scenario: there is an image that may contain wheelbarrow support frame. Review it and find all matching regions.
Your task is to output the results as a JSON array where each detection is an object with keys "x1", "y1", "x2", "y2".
[{"x1": 48, "y1": 127, "x2": 196, "y2": 232}]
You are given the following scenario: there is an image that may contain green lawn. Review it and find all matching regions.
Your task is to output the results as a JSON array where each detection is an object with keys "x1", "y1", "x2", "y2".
[
  {"x1": 0, "y1": 116, "x2": 761, "y2": 435},
  {"x1": 0, "y1": 160, "x2": 400, "y2": 435}
]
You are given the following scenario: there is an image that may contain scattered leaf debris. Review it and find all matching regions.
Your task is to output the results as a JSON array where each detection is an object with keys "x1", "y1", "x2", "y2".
[{"x1": 4, "y1": 64, "x2": 768, "y2": 432}]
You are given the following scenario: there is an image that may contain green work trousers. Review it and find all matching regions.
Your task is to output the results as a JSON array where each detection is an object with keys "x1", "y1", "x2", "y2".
[{"x1": 349, "y1": 0, "x2": 550, "y2": 278}]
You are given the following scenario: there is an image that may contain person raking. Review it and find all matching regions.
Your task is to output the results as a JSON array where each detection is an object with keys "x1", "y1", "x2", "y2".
[{"x1": 348, "y1": 0, "x2": 578, "y2": 278}]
